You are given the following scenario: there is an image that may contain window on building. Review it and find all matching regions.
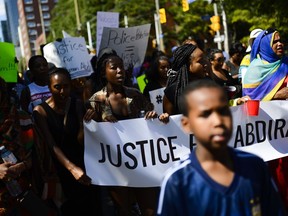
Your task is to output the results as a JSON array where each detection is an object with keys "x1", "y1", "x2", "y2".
[
  {"x1": 24, "y1": 0, "x2": 33, "y2": 4},
  {"x1": 25, "y1": 6, "x2": 33, "y2": 12},
  {"x1": 30, "y1": 35, "x2": 37, "y2": 40},
  {"x1": 42, "y1": 5, "x2": 49, "y2": 11},
  {"x1": 41, "y1": 0, "x2": 48, "y2": 3},
  {"x1": 44, "y1": 20, "x2": 50, "y2": 27},
  {"x1": 26, "y1": 14, "x2": 35, "y2": 20},
  {"x1": 29, "y1": 29, "x2": 37, "y2": 35},
  {"x1": 27, "y1": 21, "x2": 36, "y2": 28},
  {"x1": 43, "y1": 13, "x2": 50, "y2": 19}
]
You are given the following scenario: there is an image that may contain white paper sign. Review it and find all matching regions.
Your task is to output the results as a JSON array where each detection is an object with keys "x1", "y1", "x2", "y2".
[
  {"x1": 84, "y1": 100, "x2": 288, "y2": 187},
  {"x1": 97, "y1": 12, "x2": 119, "y2": 54},
  {"x1": 149, "y1": 88, "x2": 165, "y2": 115},
  {"x1": 43, "y1": 37, "x2": 93, "y2": 79},
  {"x1": 99, "y1": 24, "x2": 151, "y2": 70}
]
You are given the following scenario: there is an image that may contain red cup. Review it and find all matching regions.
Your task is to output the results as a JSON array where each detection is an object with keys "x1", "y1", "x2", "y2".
[{"x1": 246, "y1": 100, "x2": 260, "y2": 116}]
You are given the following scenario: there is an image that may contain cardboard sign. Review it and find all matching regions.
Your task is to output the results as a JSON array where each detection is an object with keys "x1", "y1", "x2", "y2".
[
  {"x1": 96, "y1": 11, "x2": 119, "y2": 54},
  {"x1": 99, "y1": 24, "x2": 151, "y2": 70},
  {"x1": 43, "y1": 37, "x2": 93, "y2": 79},
  {"x1": 149, "y1": 87, "x2": 165, "y2": 114}
]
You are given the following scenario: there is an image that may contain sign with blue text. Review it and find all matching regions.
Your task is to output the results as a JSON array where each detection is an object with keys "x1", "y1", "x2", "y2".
[{"x1": 43, "y1": 37, "x2": 93, "y2": 79}]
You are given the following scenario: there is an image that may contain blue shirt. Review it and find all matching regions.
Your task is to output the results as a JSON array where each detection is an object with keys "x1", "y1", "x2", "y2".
[{"x1": 157, "y1": 148, "x2": 286, "y2": 216}]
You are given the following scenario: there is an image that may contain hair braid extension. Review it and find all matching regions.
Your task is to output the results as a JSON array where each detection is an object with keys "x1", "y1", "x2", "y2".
[{"x1": 166, "y1": 44, "x2": 197, "y2": 111}]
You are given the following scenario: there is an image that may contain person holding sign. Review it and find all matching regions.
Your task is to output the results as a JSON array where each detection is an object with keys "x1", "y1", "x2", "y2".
[
  {"x1": 157, "y1": 80, "x2": 286, "y2": 216},
  {"x1": 163, "y1": 44, "x2": 212, "y2": 115},
  {"x1": 143, "y1": 54, "x2": 170, "y2": 100},
  {"x1": 20, "y1": 56, "x2": 52, "y2": 114},
  {"x1": 86, "y1": 48, "x2": 168, "y2": 216}
]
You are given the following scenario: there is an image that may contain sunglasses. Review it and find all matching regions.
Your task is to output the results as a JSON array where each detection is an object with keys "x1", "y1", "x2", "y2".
[
  {"x1": 214, "y1": 57, "x2": 226, "y2": 63},
  {"x1": 264, "y1": 28, "x2": 277, "y2": 36}
]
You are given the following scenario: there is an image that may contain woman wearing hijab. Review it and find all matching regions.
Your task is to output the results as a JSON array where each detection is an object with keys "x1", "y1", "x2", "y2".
[
  {"x1": 243, "y1": 29, "x2": 288, "y2": 100},
  {"x1": 242, "y1": 29, "x2": 288, "y2": 210}
]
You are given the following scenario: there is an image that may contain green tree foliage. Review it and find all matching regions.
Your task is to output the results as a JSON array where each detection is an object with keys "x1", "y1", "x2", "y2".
[{"x1": 49, "y1": 0, "x2": 288, "y2": 52}]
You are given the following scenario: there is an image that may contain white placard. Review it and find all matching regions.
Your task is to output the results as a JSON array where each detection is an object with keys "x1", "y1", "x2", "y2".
[
  {"x1": 99, "y1": 24, "x2": 151, "y2": 70},
  {"x1": 43, "y1": 37, "x2": 93, "y2": 79},
  {"x1": 96, "y1": 12, "x2": 119, "y2": 54},
  {"x1": 149, "y1": 88, "x2": 165, "y2": 115}
]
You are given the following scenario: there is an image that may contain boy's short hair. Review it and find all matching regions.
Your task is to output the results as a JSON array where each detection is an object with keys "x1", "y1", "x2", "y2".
[{"x1": 179, "y1": 80, "x2": 226, "y2": 116}]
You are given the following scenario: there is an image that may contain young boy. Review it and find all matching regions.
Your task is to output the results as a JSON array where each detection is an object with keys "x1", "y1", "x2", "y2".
[{"x1": 157, "y1": 80, "x2": 286, "y2": 216}]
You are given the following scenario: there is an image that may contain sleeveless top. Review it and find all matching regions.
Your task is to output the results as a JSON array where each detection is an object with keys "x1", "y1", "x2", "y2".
[
  {"x1": 89, "y1": 86, "x2": 154, "y2": 121},
  {"x1": 28, "y1": 83, "x2": 51, "y2": 113}
]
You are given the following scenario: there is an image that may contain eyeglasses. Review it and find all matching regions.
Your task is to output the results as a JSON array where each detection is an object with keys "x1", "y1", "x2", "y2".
[{"x1": 214, "y1": 57, "x2": 226, "y2": 63}]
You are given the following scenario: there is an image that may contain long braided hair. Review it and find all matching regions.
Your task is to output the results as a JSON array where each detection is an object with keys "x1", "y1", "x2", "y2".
[{"x1": 167, "y1": 44, "x2": 197, "y2": 112}]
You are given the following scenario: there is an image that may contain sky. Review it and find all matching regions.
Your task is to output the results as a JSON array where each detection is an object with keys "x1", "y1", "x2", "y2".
[
  {"x1": 0, "y1": 0, "x2": 6, "y2": 41},
  {"x1": 0, "y1": 0, "x2": 6, "y2": 20}
]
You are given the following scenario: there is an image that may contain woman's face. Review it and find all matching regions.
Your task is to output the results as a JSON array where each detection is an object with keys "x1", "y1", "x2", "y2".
[
  {"x1": 272, "y1": 32, "x2": 284, "y2": 58},
  {"x1": 189, "y1": 48, "x2": 211, "y2": 79},
  {"x1": 104, "y1": 56, "x2": 125, "y2": 85},
  {"x1": 49, "y1": 73, "x2": 71, "y2": 105},
  {"x1": 158, "y1": 59, "x2": 170, "y2": 80},
  {"x1": 211, "y1": 52, "x2": 225, "y2": 68}
]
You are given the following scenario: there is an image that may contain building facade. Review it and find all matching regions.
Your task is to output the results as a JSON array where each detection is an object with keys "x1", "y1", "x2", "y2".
[
  {"x1": 4, "y1": 0, "x2": 19, "y2": 45},
  {"x1": 18, "y1": 0, "x2": 56, "y2": 63}
]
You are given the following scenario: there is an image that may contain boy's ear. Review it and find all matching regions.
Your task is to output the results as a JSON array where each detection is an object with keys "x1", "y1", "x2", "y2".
[{"x1": 181, "y1": 116, "x2": 192, "y2": 134}]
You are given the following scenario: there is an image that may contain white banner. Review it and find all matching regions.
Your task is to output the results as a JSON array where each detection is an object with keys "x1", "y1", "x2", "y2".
[
  {"x1": 96, "y1": 12, "x2": 119, "y2": 54},
  {"x1": 99, "y1": 24, "x2": 151, "y2": 70},
  {"x1": 43, "y1": 37, "x2": 93, "y2": 79},
  {"x1": 84, "y1": 100, "x2": 288, "y2": 187}
]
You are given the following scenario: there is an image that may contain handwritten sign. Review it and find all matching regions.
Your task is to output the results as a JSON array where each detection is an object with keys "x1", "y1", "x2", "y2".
[
  {"x1": 43, "y1": 37, "x2": 93, "y2": 79},
  {"x1": 97, "y1": 11, "x2": 119, "y2": 54},
  {"x1": 0, "y1": 42, "x2": 18, "y2": 82},
  {"x1": 99, "y1": 24, "x2": 151, "y2": 70},
  {"x1": 149, "y1": 87, "x2": 165, "y2": 114}
]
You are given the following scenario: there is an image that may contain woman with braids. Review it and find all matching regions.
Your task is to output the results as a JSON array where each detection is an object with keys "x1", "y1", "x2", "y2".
[
  {"x1": 33, "y1": 68, "x2": 100, "y2": 215},
  {"x1": 163, "y1": 44, "x2": 212, "y2": 115}
]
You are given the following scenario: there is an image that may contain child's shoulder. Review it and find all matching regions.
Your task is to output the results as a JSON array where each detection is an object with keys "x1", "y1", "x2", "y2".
[
  {"x1": 232, "y1": 147, "x2": 263, "y2": 162},
  {"x1": 231, "y1": 147, "x2": 266, "y2": 170},
  {"x1": 162, "y1": 154, "x2": 196, "y2": 185}
]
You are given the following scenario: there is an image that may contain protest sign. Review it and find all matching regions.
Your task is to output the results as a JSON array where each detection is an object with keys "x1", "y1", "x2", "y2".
[
  {"x1": 149, "y1": 87, "x2": 165, "y2": 114},
  {"x1": 84, "y1": 100, "x2": 288, "y2": 187},
  {"x1": 97, "y1": 11, "x2": 119, "y2": 54},
  {"x1": 99, "y1": 24, "x2": 151, "y2": 70},
  {"x1": 43, "y1": 37, "x2": 93, "y2": 79},
  {"x1": 62, "y1": 30, "x2": 72, "y2": 38},
  {"x1": 0, "y1": 42, "x2": 18, "y2": 82},
  {"x1": 84, "y1": 115, "x2": 189, "y2": 187}
]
